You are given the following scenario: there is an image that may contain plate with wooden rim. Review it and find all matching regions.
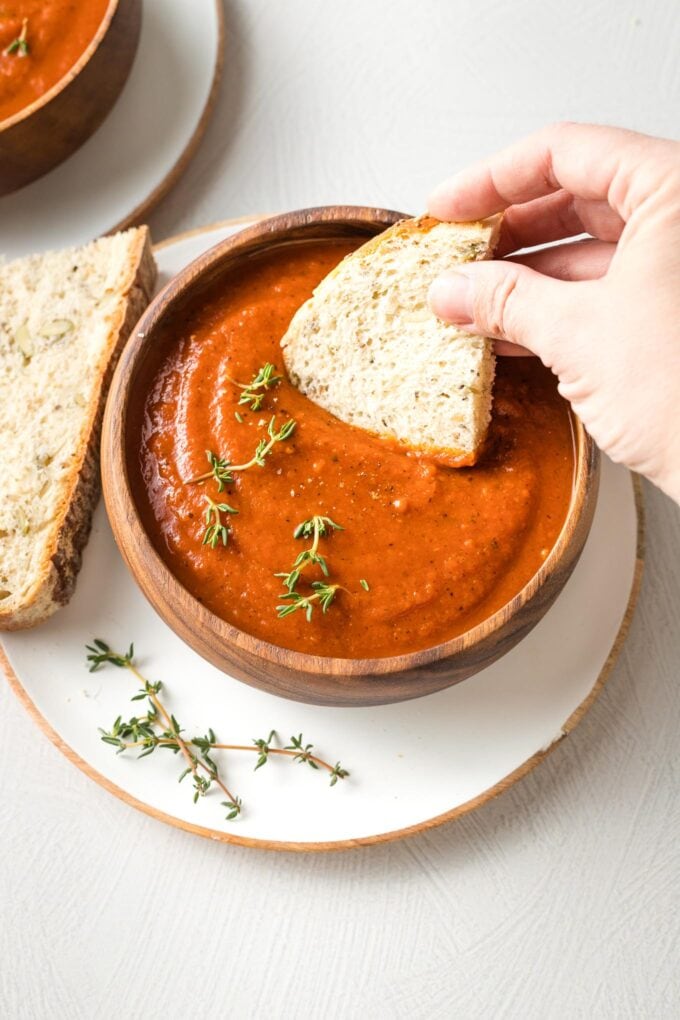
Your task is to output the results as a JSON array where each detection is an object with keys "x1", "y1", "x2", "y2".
[
  {"x1": 0, "y1": 219, "x2": 644, "y2": 852},
  {"x1": 0, "y1": 0, "x2": 224, "y2": 260}
]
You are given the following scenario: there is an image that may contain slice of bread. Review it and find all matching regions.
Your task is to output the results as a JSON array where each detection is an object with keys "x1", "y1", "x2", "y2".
[
  {"x1": 281, "y1": 214, "x2": 501, "y2": 465},
  {"x1": 0, "y1": 228, "x2": 156, "y2": 630}
]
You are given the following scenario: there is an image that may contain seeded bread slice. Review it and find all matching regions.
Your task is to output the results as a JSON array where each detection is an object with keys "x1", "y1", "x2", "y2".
[
  {"x1": 281, "y1": 215, "x2": 501, "y2": 464},
  {"x1": 0, "y1": 228, "x2": 156, "y2": 630}
]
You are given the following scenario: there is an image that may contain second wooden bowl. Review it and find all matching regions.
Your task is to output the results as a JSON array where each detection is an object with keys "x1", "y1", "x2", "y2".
[
  {"x1": 0, "y1": 0, "x2": 141, "y2": 195},
  {"x1": 102, "y1": 207, "x2": 600, "y2": 708}
]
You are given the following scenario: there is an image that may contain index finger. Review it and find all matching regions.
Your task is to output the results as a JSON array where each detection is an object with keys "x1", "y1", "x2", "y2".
[{"x1": 428, "y1": 122, "x2": 664, "y2": 221}]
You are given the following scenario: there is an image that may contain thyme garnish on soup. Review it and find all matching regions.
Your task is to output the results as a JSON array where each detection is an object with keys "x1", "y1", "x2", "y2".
[
  {"x1": 228, "y1": 362, "x2": 283, "y2": 411},
  {"x1": 277, "y1": 581, "x2": 345, "y2": 622},
  {"x1": 202, "y1": 496, "x2": 238, "y2": 548},
  {"x1": 184, "y1": 416, "x2": 296, "y2": 547},
  {"x1": 187, "y1": 416, "x2": 296, "y2": 489},
  {"x1": 274, "y1": 516, "x2": 347, "y2": 622},
  {"x1": 4, "y1": 18, "x2": 29, "y2": 58},
  {"x1": 276, "y1": 515, "x2": 343, "y2": 593}
]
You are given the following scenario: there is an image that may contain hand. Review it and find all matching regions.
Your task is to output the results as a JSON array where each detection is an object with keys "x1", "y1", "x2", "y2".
[{"x1": 427, "y1": 123, "x2": 680, "y2": 504}]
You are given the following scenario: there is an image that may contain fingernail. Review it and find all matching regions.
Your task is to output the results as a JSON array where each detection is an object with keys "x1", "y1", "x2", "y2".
[{"x1": 428, "y1": 270, "x2": 474, "y2": 324}]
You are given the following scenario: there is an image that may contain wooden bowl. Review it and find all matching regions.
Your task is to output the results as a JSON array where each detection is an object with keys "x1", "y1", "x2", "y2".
[
  {"x1": 102, "y1": 206, "x2": 601, "y2": 708},
  {"x1": 0, "y1": 0, "x2": 141, "y2": 195}
]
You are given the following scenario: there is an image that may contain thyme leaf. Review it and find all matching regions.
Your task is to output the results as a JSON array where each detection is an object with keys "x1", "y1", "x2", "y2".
[
  {"x1": 202, "y1": 496, "x2": 238, "y2": 548},
  {"x1": 229, "y1": 362, "x2": 282, "y2": 411},
  {"x1": 277, "y1": 581, "x2": 343, "y2": 622},
  {"x1": 4, "y1": 18, "x2": 29, "y2": 57}
]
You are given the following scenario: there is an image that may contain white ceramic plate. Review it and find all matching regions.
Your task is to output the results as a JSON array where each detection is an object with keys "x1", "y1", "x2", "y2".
[
  {"x1": 0, "y1": 222, "x2": 643, "y2": 851},
  {"x1": 0, "y1": 0, "x2": 223, "y2": 259}
]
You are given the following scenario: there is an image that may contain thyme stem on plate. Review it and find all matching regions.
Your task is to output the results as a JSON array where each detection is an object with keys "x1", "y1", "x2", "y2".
[
  {"x1": 86, "y1": 641, "x2": 240, "y2": 813},
  {"x1": 4, "y1": 17, "x2": 29, "y2": 57},
  {"x1": 228, "y1": 362, "x2": 283, "y2": 411},
  {"x1": 86, "y1": 640, "x2": 349, "y2": 820},
  {"x1": 109, "y1": 734, "x2": 347, "y2": 783}
]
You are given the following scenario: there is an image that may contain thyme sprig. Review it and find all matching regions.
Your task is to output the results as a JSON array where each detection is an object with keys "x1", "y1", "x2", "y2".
[
  {"x1": 202, "y1": 496, "x2": 238, "y2": 548},
  {"x1": 237, "y1": 416, "x2": 296, "y2": 470},
  {"x1": 87, "y1": 640, "x2": 241, "y2": 816},
  {"x1": 229, "y1": 363, "x2": 282, "y2": 411},
  {"x1": 276, "y1": 515, "x2": 343, "y2": 593},
  {"x1": 199, "y1": 451, "x2": 234, "y2": 492},
  {"x1": 275, "y1": 515, "x2": 346, "y2": 621},
  {"x1": 4, "y1": 17, "x2": 29, "y2": 57},
  {"x1": 277, "y1": 581, "x2": 344, "y2": 622},
  {"x1": 87, "y1": 640, "x2": 349, "y2": 820},
  {"x1": 187, "y1": 416, "x2": 296, "y2": 489}
]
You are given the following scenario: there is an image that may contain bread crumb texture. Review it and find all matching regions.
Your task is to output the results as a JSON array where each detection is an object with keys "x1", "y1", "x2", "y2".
[
  {"x1": 281, "y1": 215, "x2": 500, "y2": 464},
  {"x1": 0, "y1": 228, "x2": 155, "y2": 628}
]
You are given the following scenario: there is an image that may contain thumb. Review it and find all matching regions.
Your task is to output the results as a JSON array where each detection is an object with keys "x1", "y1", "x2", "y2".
[{"x1": 428, "y1": 260, "x2": 588, "y2": 362}]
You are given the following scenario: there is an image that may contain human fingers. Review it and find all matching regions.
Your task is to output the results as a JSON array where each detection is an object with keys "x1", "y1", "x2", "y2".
[
  {"x1": 428, "y1": 257, "x2": 597, "y2": 363},
  {"x1": 493, "y1": 340, "x2": 534, "y2": 357},
  {"x1": 509, "y1": 238, "x2": 615, "y2": 280},
  {"x1": 490, "y1": 239, "x2": 613, "y2": 357},
  {"x1": 428, "y1": 122, "x2": 671, "y2": 221},
  {"x1": 497, "y1": 192, "x2": 624, "y2": 255}
]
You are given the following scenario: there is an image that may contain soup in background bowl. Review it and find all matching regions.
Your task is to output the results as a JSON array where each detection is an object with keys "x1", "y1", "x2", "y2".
[{"x1": 0, "y1": 0, "x2": 141, "y2": 193}]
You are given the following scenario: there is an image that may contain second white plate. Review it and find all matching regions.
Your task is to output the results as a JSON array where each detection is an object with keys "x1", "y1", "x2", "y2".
[{"x1": 0, "y1": 0, "x2": 223, "y2": 259}]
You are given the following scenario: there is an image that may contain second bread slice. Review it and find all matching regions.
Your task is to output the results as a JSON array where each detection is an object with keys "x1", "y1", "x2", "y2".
[{"x1": 0, "y1": 228, "x2": 156, "y2": 630}]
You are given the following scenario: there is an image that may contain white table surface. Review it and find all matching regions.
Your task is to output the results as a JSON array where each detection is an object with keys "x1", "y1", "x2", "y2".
[{"x1": 2, "y1": 1, "x2": 679, "y2": 1017}]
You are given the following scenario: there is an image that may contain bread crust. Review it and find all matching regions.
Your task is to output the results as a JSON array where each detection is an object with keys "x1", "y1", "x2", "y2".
[
  {"x1": 0, "y1": 229, "x2": 156, "y2": 630},
  {"x1": 354, "y1": 214, "x2": 501, "y2": 258}
]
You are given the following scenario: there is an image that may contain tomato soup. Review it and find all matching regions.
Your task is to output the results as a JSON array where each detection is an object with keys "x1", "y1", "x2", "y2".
[
  {"x1": 0, "y1": 0, "x2": 110, "y2": 122},
  {"x1": 132, "y1": 240, "x2": 574, "y2": 659}
]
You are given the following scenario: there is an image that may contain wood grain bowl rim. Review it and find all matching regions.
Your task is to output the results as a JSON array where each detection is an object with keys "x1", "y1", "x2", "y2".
[
  {"x1": 0, "y1": 0, "x2": 122, "y2": 132},
  {"x1": 103, "y1": 205, "x2": 601, "y2": 680},
  {"x1": 0, "y1": 219, "x2": 644, "y2": 852}
]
